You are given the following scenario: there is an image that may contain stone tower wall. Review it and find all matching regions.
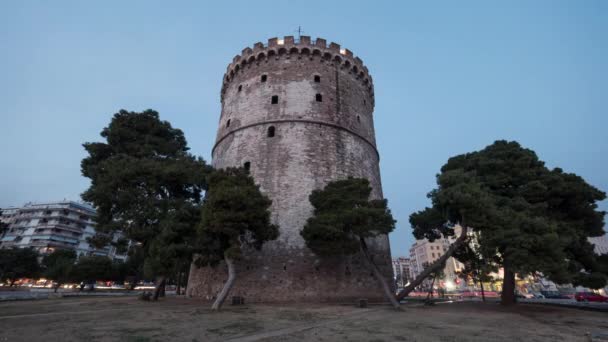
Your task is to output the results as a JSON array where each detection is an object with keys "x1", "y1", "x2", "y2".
[{"x1": 187, "y1": 36, "x2": 393, "y2": 303}]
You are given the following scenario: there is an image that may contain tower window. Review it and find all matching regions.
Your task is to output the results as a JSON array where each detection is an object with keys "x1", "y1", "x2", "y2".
[
  {"x1": 226, "y1": 119, "x2": 231, "y2": 128},
  {"x1": 261, "y1": 74, "x2": 267, "y2": 82},
  {"x1": 314, "y1": 75, "x2": 320, "y2": 83},
  {"x1": 315, "y1": 94, "x2": 322, "y2": 102},
  {"x1": 243, "y1": 162, "x2": 251, "y2": 171},
  {"x1": 271, "y1": 95, "x2": 278, "y2": 104},
  {"x1": 238, "y1": 85, "x2": 242, "y2": 92},
  {"x1": 267, "y1": 126, "x2": 275, "y2": 137},
  {"x1": 357, "y1": 115, "x2": 360, "y2": 123}
]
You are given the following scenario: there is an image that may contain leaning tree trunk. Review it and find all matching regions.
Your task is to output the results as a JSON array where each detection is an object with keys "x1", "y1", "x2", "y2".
[
  {"x1": 359, "y1": 237, "x2": 401, "y2": 309},
  {"x1": 211, "y1": 254, "x2": 236, "y2": 311},
  {"x1": 152, "y1": 276, "x2": 166, "y2": 301},
  {"x1": 501, "y1": 265, "x2": 516, "y2": 306},
  {"x1": 425, "y1": 275, "x2": 436, "y2": 302},
  {"x1": 396, "y1": 225, "x2": 469, "y2": 301}
]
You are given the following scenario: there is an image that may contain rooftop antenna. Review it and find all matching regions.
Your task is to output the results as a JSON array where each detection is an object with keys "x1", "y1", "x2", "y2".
[{"x1": 295, "y1": 26, "x2": 304, "y2": 40}]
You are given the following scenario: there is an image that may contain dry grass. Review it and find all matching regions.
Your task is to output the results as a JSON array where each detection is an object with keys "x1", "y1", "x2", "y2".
[{"x1": 0, "y1": 297, "x2": 606, "y2": 341}]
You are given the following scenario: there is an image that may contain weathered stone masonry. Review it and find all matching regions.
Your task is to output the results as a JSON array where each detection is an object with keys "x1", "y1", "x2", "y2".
[{"x1": 187, "y1": 36, "x2": 394, "y2": 302}]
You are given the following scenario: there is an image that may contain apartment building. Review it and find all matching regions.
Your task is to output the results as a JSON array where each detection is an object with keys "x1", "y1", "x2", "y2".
[{"x1": 0, "y1": 201, "x2": 126, "y2": 260}]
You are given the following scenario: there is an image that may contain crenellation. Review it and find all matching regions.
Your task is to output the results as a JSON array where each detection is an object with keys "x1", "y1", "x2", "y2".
[
  {"x1": 220, "y1": 37, "x2": 374, "y2": 103},
  {"x1": 300, "y1": 35, "x2": 311, "y2": 44}
]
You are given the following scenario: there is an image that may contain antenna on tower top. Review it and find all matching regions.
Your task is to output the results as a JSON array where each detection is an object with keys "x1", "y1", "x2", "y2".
[{"x1": 294, "y1": 26, "x2": 304, "y2": 40}]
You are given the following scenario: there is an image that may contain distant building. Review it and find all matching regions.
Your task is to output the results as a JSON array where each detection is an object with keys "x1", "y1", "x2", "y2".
[
  {"x1": 589, "y1": 234, "x2": 608, "y2": 255},
  {"x1": 392, "y1": 257, "x2": 410, "y2": 288},
  {"x1": 0, "y1": 201, "x2": 127, "y2": 261},
  {"x1": 408, "y1": 226, "x2": 466, "y2": 290}
]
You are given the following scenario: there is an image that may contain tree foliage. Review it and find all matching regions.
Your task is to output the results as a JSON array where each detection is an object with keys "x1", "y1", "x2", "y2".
[
  {"x1": 0, "y1": 248, "x2": 40, "y2": 285},
  {"x1": 42, "y1": 249, "x2": 77, "y2": 291},
  {"x1": 81, "y1": 109, "x2": 211, "y2": 297},
  {"x1": 196, "y1": 168, "x2": 279, "y2": 265},
  {"x1": 71, "y1": 255, "x2": 113, "y2": 284},
  {"x1": 300, "y1": 178, "x2": 399, "y2": 308},
  {"x1": 408, "y1": 140, "x2": 607, "y2": 304},
  {"x1": 195, "y1": 167, "x2": 279, "y2": 310},
  {"x1": 301, "y1": 178, "x2": 396, "y2": 256}
]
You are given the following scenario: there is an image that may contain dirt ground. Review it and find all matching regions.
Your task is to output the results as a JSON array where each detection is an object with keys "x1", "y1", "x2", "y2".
[{"x1": 0, "y1": 297, "x2": 606, "y2": 342}]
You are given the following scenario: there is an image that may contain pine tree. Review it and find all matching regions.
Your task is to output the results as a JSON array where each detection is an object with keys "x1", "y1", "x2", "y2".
[
  {"x1": 195, "y1": 168, "x2": 279, "y2": 310},
  {"x1": 81, "y1": 109, "x2": 211, "y2": 299},
  {"x1": 300, "y1": 178, "x2": 399, "y2": 308}
]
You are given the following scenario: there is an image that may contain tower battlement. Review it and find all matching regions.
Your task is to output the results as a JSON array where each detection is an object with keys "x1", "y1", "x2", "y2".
[{"x1": 221, "y1": 36, "x2": 374, "y2": 103}]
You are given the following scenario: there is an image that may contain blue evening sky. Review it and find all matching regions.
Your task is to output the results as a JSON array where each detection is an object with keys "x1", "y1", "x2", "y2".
[{"x1": 1, "y1": 1, "x2": 606, "y2": 257}]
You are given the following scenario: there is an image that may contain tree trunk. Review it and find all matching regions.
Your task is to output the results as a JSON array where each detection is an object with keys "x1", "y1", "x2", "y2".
[
  {"x1": 359, "y1": 237, "x2": 401, "y2": 309},
  {"x1": 160, "y1": 281, "x2": 166, "y2": 297},
  {"x1": 478, "y1": 277, "x2": 485, "y2": 302},
  {"x1": 54, "y1": 283, "x2": 61, "y2": 293},
  {"x1": 9, "y1": 278, "x2": 16, "y2": 287},
  {"x1": 425, "y1": 275, "x2": 436, "y2": 302},
  {"x1": 501, "y1": 266, "x2": 516, "y2": 305},
  {"x1": 176, "y1": 271, "x2": 182, "y2": 296},
  {"x1": 128, "y1": 275, "x2": 139, "y2": 291},
  {"x1": 211, "y1": 254, "x2": 236, "y2": 311},
  {"x1": 396, "y1": 225, "x2": 469, "y2": 301},
  {"x1": 152, "y1": 276, "x2": 166, "y2": 301}
]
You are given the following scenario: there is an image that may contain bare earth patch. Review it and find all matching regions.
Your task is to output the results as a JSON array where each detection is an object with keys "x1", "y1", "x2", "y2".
[{"x1": 0, "y1": 297, "x2": 606, "y2": 341}]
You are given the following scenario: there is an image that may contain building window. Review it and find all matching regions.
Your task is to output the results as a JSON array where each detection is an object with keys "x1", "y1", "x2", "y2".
[
  {"x1": 226, "y1": 119, "x2": 231, "y2": 128},
  {"x1": 271, "y1": 95, "x2": 278, "y2": 104},
  {"x1": 432, "y1": 253, "x2": 435, "y2": 258},
  {"x1": 267, "y1": 126, "x2": 275, "y2": 137},
  {"x1": 238, "y1": 85, "x2": 242, "y2": 92},
  {"x1": 314, "y1": 75, "x2": 320, "y2": 83},
  {"x1": 315, "y1": 94, "x2": 322, "y2": 102},
  {"x1": 261, "y1": 74, "x2": 267, "y2": 82},
  {"x1": 357, "y1": 115, "x2": 360, "y2": 123},
  {"x1": 243, "y1": 161, "x2": 251, "y2": 171}
]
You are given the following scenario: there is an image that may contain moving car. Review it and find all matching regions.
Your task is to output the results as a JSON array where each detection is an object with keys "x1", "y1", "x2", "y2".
[{"x1": 575, "y1": 292, "x2": 608, "y2": 302}]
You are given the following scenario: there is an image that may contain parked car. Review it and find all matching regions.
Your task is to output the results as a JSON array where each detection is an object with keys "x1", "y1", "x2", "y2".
[
  {"x1": 575, "y1": 292, "x2": 608, "y2": 303},
  {"x1": 540, "y1": 291, "x2": 570, "y2": 299}
]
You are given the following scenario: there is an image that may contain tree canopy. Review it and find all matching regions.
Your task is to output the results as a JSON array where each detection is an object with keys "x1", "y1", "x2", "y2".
[
  {"x1": 71, "y1": 255, "x2": 113, "y2": 284},
  {"x1": 0, "y1": 248, "x2": 40, "y2": 285},
  {"x1": 42, "y1": 249, "x2": 77, "y2": 292},
  {"x1": 195, "y1": 167, "x2": 279, "y2": 310},
  {"x1": 407, "y1": 140, "x2": 607, "y2": 304},
  {"x1": 300, "y1": 178, "x2": 399, "y2": 308},
  {"x1": 81, "y1": 109, "x2": 211, "y2": 298}
]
